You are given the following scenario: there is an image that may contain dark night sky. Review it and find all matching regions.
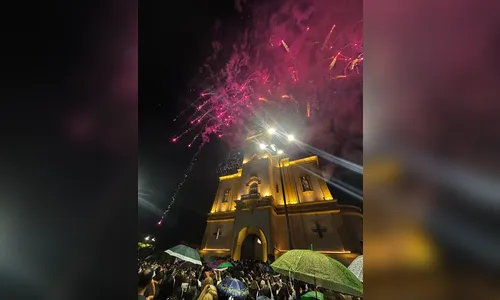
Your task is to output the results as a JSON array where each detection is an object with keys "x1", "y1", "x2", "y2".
[{"x1": 139, "y1": 0, "x2": 242, "y2": 249}]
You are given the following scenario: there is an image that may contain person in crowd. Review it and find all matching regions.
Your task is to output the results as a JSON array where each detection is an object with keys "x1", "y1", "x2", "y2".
[
  {"x1": 198, "y1": 277, "x2": 218, "y2": 300},
  {"x1": 153, "y1": 271, "x2": 175, "y2": 300},
  {"x1": 248, "y1": 279, "x2": 259, "y2": 299},
  {"x1": 143, "y1": 270, "x2": 163, "y2": 298},
  {"x1": 138, "y1": 269, "x2": 155, "y2": 300},
  {"x1": 257, "y1": 287, "x2": 272, "y2": 300},
  {"x1": 275, "y1": 284, "x2": 288, "y2": 300},
  {"x1": 173, "y1": 274, "x2": 184, "y2": 300},
  {"x1": 184, "y1": 278, "x2": 199, "y2": 300}
]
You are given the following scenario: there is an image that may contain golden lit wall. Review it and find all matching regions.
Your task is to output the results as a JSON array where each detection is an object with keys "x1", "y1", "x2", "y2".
[
  {"x1": 274, "y1": 156, "x2": 334, "y2": 206},
  {"x1": 287, "y1": 212, "x2": 346, "y2": 251},
  {"x1": 270, "y1": 214, "x2": 288, "y2": 251},
  {"x1": 337, "y1": 211, "x2": 363, "y2": 253},
  {"x1": 202, "y1": 220, "x2": 234, "y2": 251},
  {"x1": 213, "y1": 169, "x2": 243, "y2": 213}
]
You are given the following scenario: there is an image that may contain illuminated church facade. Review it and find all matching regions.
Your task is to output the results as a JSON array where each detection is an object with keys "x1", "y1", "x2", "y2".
[{"x1": 200, "y1": 129, "x2": 362, "y2": 265}]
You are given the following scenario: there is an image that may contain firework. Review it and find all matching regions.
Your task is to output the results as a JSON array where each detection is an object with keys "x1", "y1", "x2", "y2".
[
  {"x1": 157, "y1": 143, "x2": 204, "y2": 225},
  {"x1": 157, "y1": 0, "x2": 363, "y2": 224},
  {"x1": 217, "y1": 151, "x2": 244, "y2": 176}
]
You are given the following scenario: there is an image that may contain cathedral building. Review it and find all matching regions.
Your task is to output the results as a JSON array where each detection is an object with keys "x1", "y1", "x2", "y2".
[{"x1": 199, "y1": 128, "x2": 362, "y2": 265}]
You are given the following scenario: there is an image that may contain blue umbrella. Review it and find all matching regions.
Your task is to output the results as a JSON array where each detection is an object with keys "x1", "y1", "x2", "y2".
[{"x1": 216, "y1": 277, "x2": 249, "y2": 299}]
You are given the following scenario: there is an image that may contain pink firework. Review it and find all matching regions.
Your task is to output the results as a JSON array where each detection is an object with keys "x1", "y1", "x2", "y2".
[
  {"x1": 160, "y1": 0, "x2": 363, "y2": 224},
  {"x1": 173, "y1": 0, "x2": 362, "y2": 148}
]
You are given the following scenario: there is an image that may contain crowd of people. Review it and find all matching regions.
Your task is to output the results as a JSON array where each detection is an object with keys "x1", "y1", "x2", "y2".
[{"x1": 138, "y1": 258, "x2": 360, "y2": 300}]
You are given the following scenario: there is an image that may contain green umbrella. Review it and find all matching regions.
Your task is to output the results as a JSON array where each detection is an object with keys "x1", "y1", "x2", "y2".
[
  {"x1": 301, "y1": 291, "x2": 324, "y2": 300},
  {"x1": 270, "y1": 249, "x2": 363, "y2": 297},
  {"x1": 165, "y1": 244, "x2": 202, "y2": 265},
  {"x1": 216, "y1": 261, "x2": 234, "y2": 269}
]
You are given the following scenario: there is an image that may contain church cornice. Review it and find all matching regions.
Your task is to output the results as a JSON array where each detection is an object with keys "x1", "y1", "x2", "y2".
[
  {"x1": 284, "y1": 155, "x2": 319, "y2": 167},
  {"x1": 219, "y1": 168, "x2": 242, "y2": 181},
  {"x1": 337, "y1": 204, "x2": 363, "y2": 212},
  {"x1": 207, "y1": 210, "x2": 235, "y2": 222}
]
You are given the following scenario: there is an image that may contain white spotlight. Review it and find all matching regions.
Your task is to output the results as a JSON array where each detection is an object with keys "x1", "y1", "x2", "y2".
[
  {"x1": 257, "y1": 238, "x2": 262, "y2": 244},
  {"x1": 268, "y1": 128, "x2": 276, "y2": 134},
  {"x1": 259, "y1": 143, "x2": 266, "y2": 150},
  {"x1": 145, "y1": 236, "x2": 150, "y2": 241},
  {"x1": 277, "y1": 149, "x2": 284, "y2": 154},
  {"x1": 287, "y1": 134, "x2": 295, "y2": 141}
]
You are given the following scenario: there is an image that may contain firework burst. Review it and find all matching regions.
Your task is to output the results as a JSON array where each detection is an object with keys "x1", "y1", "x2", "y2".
[{"x1": 158, "y1": 0, "x2": 363, "y2": 224}]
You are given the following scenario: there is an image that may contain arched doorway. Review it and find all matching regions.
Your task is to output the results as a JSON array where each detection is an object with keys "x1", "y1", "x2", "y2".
[
  {"x1": 233, "y1": 226, "x2": 268, "y2": 262},
  {"x1": 241, "y1": 234, "x2": 263, "y2": 261}
]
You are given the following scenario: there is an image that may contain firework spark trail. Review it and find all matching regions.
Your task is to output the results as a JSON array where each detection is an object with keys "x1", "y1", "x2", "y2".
[
  {"x1": 157, "y1": 142, "x2": 205, "y2": 225},
  {"x1": 217, "y1": 151, "x2": 244, "y2": 175},
  {"x1": 329, "y1": 52, "x2": 341, "y2": 69},
  {"x1": 281, "y1": 40, "x2": 290, "y2": 52},
  {"x1": 322, "y1": 24, "x2": 336, "y2": 49}
]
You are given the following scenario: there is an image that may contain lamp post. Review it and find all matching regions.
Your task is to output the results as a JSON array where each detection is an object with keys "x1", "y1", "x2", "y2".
[
  {"x1": 278, "y1": 153, "x2": 294, "y2": 250},
  {"x1": 266, "y1": 128, "x2": 295, "y2": 250}
]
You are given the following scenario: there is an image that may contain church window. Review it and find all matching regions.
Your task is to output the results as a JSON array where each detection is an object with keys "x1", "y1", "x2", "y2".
[
  {"x1": 276, "y1": 184, "x2": 279, "y2": 193},
  {"x1": 222, "y1": 189, "x2": 230, "y2": 202},
  {"x1": 249, "y1": 183, "x2": 259, "y2": 194},
  {"x1": 300, "y1": 175, "x2": 313, "y2": 191}
]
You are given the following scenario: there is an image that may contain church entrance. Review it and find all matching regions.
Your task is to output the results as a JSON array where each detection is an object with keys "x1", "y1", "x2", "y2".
[
  {"x1": 233, "y1": 226, "x2": 268, "y2": 262},
  {"x1": 240, "y1": 234, "x2": 263, "y2": 261}
]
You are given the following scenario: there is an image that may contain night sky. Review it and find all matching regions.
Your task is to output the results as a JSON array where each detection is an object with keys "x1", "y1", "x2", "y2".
[{"x1": 139, "y1": 0, "x2": 243, "y2": 249}]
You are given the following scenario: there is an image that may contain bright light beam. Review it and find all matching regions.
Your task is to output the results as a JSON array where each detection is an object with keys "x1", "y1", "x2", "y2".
[
  {"x1": 297, "y1": 141, "x2": 363, "y2": 174},
  {"x1": 296, "y1": 165, "x2": 363, "y2": 202}
]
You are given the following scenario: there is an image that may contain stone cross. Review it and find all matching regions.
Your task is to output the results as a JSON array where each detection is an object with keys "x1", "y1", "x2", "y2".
[{"x1": 312, "y1": 223, "x2": 327, "y2": 239}]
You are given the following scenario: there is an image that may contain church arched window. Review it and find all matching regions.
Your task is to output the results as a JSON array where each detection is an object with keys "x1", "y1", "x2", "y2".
[
  {"x1": 249, "y1": 183, "x2": 259, "y2": 194},
  {"x1": 222, "y1": 189, "x2": 230, "y2": 202},
  {"x1": 300, "y1": 175, "x2": 313, "y2": 191}
]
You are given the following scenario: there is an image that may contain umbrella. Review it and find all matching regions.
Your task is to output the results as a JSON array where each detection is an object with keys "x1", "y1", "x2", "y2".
[
  {"x1": 216, "y1": 277, "x2": 249, "y2": 299},
  {"x1": 258, "y1": 263, "x2": 271, "y2": 272},
  {"x1": 216, "y1": 261, "x2": 234, "y2": 269},
  {"x1": 270, "y1": 249, "x2": 363, "y2": 297},
  {"x1": 301, "y1": 291, "x2": 324, "y2": 300},
  {"x1": 347, "y1": 255, "x2": 363, "y2": 282},
  {"x1": 165, "y1": 244, "x2": 202, "y2": 265},
  {"x1": 207, "y1": 259, "x2": 226, "y2": 269}
]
